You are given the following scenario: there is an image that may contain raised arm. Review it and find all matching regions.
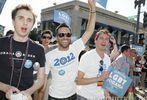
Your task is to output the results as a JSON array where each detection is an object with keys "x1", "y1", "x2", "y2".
[{"x1": 81, "y1": 0, "x2": 96, "y2": 44}]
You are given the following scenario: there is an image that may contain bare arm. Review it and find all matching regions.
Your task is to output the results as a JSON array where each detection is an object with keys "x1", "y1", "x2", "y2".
[
  {"x1": 76, "y1": 70, "x2": 109, "y2": 85},
  {"x1": 24, "y1": 67, "x2": 45, "y2": 95},
  {"x1": 81, "y1": 0, "x2": 96, "y2": 44},
  {"x1": 0, "y1": 82, "x2": 20, "y2": 99},
  {"x1": 35, "y1": 74, "x2": 48, "y2": 100},
  {"x1": 110, "y1": 36, "x2": 119, "y2": 61},
  {"x1": 0, "y1": 82, "x2": 11, "y2": 93}
]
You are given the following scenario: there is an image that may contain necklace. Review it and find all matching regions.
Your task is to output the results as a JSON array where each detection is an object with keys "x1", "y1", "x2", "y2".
[{"x1": 9, "y1": 36, "x2": 29, "y2": 88}]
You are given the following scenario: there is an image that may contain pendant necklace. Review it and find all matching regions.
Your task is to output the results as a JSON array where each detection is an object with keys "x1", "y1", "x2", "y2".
[{"x1": 9, "y1": 36, "x2": 29, "y2": 88}]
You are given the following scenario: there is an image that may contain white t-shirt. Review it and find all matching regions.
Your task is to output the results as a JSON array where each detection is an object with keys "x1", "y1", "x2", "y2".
[
  {"x1": 77, "y1": 49, "x2": 111, "y2": 100},
  {"x1": 45, "y1": 39, "x2": 85, "y2": 98}
]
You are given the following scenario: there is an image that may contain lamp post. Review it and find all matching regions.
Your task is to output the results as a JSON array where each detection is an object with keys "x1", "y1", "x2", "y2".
[{"x1": 134, "y1": 0, "x2": 146, "y2": 44}]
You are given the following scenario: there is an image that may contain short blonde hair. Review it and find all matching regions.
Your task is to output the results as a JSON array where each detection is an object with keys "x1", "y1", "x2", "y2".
[{"x1": 95, "y1": 29, "x2": 111, "y2": 40}]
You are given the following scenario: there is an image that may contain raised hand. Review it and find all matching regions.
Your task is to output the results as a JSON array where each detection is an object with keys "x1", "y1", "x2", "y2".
[{"x1": 88, "y1": 0, "x2": 96, "y2": 11}]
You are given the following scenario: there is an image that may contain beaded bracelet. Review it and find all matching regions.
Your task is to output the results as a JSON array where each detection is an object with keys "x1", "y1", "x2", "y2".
[{"x1": 90, "y1": 10, "x2": 96, "y2": 13}]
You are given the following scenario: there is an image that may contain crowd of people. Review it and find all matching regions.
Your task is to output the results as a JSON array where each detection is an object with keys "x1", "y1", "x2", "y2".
[{"x1": 0, "y1": 0, "x2": 146, "y2": 100}]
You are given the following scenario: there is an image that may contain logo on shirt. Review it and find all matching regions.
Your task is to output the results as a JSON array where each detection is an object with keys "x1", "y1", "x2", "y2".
[
  {"x1": 24, "y1": 59, "x2": 32, "y2": 68},
  {"x1": 33, "y1": 62, "x2": 40, "y2": 71},
  {"x1": 58, "y1": 70, "x2": 65, "y2": 76},
  {"x1": 15, "y1": 51, "x2": 22, "y2": 58},
  {"x1": 54, "y1": 52, "x2": 75, "y2": 67}
]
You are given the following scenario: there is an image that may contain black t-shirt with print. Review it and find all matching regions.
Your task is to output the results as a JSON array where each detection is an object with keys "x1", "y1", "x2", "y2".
[{"x1": 0, "y1": 36, "x2": 45, "y2": 99}]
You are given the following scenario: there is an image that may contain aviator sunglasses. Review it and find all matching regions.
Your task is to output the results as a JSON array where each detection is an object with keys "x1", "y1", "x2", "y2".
[
  {"x1": 57, "y1": 33, "x2": 72, "y2": 38},
  {"x1": 99, "y1": 60, "x2": 103, "y2": 72}
]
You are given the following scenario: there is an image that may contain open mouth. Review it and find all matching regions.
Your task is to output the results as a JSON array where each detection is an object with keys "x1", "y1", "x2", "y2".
[{"x1": 21, "y1": 27, "x2": 27, "y2": 33}]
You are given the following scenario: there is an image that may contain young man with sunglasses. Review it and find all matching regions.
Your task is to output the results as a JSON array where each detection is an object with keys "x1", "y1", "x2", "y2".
[
  {"x1": 44, "y1": 0, "x2": 96, "y2": 99},
  {"x1": 76, "y1": 29, "x2": 111, "y2": 100}
]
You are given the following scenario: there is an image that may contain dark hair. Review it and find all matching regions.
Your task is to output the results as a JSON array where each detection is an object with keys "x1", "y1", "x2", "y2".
[
  {"x1": 11, "y1": 4, "x2": 36, "y2": 24},
  {"x1": 103, "y1": 25, "x2": 113, "y2": 33},
  {"x1": 5, "y1": 30, "x2": 14, "y2": 36},
  {"x1": 41, "y1": 30, "x2": 52, "y2": 37},
  {"x1": 55, "y1": 23, "x2": 71, "y2": 35},
  {"x1": 78, "y1": 50, "x2": 87, "y2": 61},
  {"x1": 120, "y1": 45, "x2": 130, "y2": 53}
]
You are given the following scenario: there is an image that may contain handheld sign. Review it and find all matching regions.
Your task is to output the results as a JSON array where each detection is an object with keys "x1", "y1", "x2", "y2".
[
  {"x1": 0, "y1": 0, "x2": 6, "y2": 14},
  {"x1": 103, "y1": 66, "x2": 132, "y2": 97},
  {"x1": 54, "y1": 10, "x2": 71, "y2": 27},
  {"x1": 96, "y1": 0, "x2": 108, "y2": 8}
]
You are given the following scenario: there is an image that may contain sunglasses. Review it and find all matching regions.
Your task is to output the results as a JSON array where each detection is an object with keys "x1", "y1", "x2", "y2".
[
  {"x1": 99, "y1": 60, "x2": 103, "y2": 72},
  {"x1": 99, "y1": 31, "x2": 111, "y2": 36},
  {"x1": 58, "y1": 33, "x2": 72, "y2": 38},
  {"x1": 42, "y1": 36, "x2": 52, "y2": 39}
]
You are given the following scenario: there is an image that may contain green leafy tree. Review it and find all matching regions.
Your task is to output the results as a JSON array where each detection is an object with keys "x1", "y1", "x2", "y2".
[
  {"x1": 29, "y1": 28, "x2": 38, "y2": 41},
  {"x1": 0, "y1": 34, "x2": 2, "y2": 37}
]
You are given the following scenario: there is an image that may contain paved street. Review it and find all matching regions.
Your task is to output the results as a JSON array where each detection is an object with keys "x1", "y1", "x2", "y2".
[{"x1": 135, "y1": 81, "x2": 147, "y2": 100}]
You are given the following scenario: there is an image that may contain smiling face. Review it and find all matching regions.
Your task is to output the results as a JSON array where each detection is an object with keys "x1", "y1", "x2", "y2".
[{"x1": 57, "y1": 27, "x2": 72, "y2": 50}]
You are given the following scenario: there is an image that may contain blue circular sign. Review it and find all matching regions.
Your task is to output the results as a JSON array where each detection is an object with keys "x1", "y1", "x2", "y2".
[
  {"x1": 58, "y1": 70, "x2": 65, "y2": 76},
  {"x1": 24, "y1": 59, "x2": 32, "y2": 69},
  {"x1": 60, "y1": 57, "x2": 67, "y2": 65}
]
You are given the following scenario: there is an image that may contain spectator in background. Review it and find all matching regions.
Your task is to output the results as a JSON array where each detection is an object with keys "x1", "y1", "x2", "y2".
[
  {"x1": 129, "y1": 48, "x2": 137, "y2": 77},
  {"x1": 40, "y1": 30, "x2": 57, "y2": 53},
  {"x1": 133, "y1": 55, "x2": 142, "y2": 87},
  {"x1": 44, "y1": 0, "x2": 96, "y2": 99},
  {"x1": 36, "y1": 30, "x2": 57, "y2": 100},
  {"x1": 0, "y1": 4, "x2": 45, "y2": 99},
  {"x1": 125, "y1": 48, "x2": 138, "y2": 96},
  {"x1": 5, "y1": 30, "x2": 14, "y2": 37},
  {"x1": 111, "y1": 45, "x2": 132, "y2": 76},
  {"x1": 76, "y1": 29, "x2": 111, "y2": 100},
  {"x1": 111, "y1": 45, "x2": 134, "y2": 97},
  {"x1": 140, "y1": 53, "x2": 147, "y2": 91},
  {"x1": 109, "y1": 35, "x2": 119, "y2": 62}
]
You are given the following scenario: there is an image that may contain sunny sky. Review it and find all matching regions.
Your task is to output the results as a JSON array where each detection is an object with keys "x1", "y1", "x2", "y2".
[{"x1": 0, "y1": 0, "x2": 146, "y2": 33}]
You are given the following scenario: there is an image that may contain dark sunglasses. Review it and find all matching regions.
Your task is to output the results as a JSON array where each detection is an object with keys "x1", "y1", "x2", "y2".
[
  {"x1": 42, "y1": 36, "x2": 52, "y2": 39},
  {"x1": 99, "y1": 31, "x2": 111, "y2": 36},
  {"x1": 58, "y1": 33, "x2": 72, "y2": 38},
  {"x1": 99, "y1": 60, "x2": 103, "y2": 72}
]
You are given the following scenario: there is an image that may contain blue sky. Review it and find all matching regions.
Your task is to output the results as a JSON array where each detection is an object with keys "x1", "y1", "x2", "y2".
[{"x1": 0, "y1": 0, "x2": 146, "y2": 33}]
